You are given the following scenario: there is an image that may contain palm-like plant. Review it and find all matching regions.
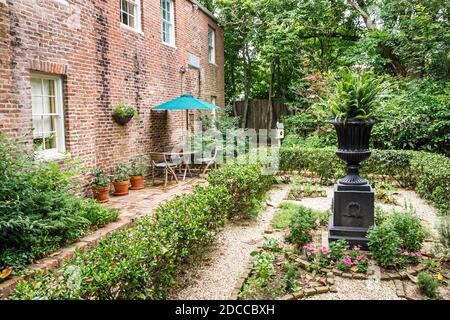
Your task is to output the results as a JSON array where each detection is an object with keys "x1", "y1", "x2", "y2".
[{"x1": 324, "y1": 69, "x2": 385, "y2": 122}]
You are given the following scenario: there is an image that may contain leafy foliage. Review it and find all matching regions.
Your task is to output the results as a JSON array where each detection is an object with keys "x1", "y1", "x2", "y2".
[
  {"x1": 129, "y1": 156, "x2": 149, "y2": 177},
  {"x1": 417, "y1": 271, "x2": 440, "y2": 299},
  {"x1": 207, "y1": 162, "x2": 274, "y2": 218},
  {"x1": 280, "y1": 146, "x2": 450, "y2": 215},
  {"x1": 0, "y1": 134, "x2": 118, "y2": 270},
  {"x1": 9, "y1": 163, "x2": 274, "y2": 299},
  {"x1": 112, "y1": 102, "x2": 138, "y2": 118},
  {"x1": 113, "y1": 161, "x2": 130, "y2": 183},
  {"x1": 285, "y1": 206, "x2": 317, "y2": 246},
  {"x1": 319, "y1": 69, "x2": 386, "y2": 121},
  {"x1": 368, "y1": 209, "x2": 426, "y2": 268},
  {"x1": 90, "y1": 168, "x2": 111, "y2": 189}
]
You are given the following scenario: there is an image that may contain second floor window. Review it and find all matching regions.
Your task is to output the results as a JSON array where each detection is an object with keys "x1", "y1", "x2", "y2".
[
  {"x1": 121, "y1": 0, "x2": 141, "y2": 32},
  {"x1": 208, "y1": 27, "x2": 216, "y2": 64},
  {"x1": 161, "y1": 0, "x2": 175, "y2": 46}
]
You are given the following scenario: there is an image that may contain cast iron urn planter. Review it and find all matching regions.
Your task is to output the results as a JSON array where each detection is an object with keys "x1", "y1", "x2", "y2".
[
  {"x1": 326, "y1": 119, "x2": 380, "y2": 250},
  {"x1": 112, "y1": 113, "x2": 134, "y2": 126}
]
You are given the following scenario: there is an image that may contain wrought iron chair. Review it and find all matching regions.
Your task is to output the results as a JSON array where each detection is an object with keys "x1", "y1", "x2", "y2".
[{"x1": 150, "y1": 152, "x2": 179, "y2": 187}]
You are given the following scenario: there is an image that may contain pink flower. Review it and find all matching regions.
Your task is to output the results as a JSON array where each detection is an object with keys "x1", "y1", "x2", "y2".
[
  {"x1": 357, "y1": 255, "x2": 364, "y2": 260},
  {"x1": 330, "y1": 260, "x2": 335, "y2": 265},
  {"x1": 354, "y1": 260, "x2": 359, "y2": 265},
  {"x1": 307, "y1": 251, "x2": 312, "y2": 256},
  {"x1": 417, "y1": 252, "x2": 423, "y2": 257},
  {"x1": 411, "y1": 252, "x2": 416, "y2": 257},
  {"x1": 353, "y1": 245, "x2": 361, "y2": 251},
  {"x1": 404, "y1": 251, "x2": 409, "y2": 256}
]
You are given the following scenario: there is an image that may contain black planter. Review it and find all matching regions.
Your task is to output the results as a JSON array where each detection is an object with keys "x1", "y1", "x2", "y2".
[
  {"x1": 326, "y1": 118, "x2": 380, "y2": 249},
  {"x1": 326, "y1": 119, "x2": 379, "y2": 185},
  {"x1": 112, "y1": 113, "x2": 134, "y2": 125}
]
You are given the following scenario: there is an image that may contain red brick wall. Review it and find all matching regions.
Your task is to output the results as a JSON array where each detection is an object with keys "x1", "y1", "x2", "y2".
[{"x1": 0, "y1": 0, "x2": 224, "y2": 171}]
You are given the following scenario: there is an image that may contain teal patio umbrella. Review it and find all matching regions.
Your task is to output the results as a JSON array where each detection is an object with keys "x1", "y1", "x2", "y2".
[{"x1": 151, "y1": 94, "x2": 218, "y2": 130}]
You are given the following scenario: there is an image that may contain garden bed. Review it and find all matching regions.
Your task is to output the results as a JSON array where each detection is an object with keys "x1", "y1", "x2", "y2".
[{"x1": 236, "y1": 176, "x2": 450, "y2": 301}]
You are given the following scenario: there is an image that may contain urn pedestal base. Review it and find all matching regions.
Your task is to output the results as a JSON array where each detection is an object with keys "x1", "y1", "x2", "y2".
[{"x1": 328, "y1": 182, "x2": 374, "y2": 250}]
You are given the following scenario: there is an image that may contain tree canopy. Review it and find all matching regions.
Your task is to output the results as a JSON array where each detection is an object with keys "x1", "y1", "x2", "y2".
[{"x1": 201, "y1": 0, "x2": 449, "y2": 116}]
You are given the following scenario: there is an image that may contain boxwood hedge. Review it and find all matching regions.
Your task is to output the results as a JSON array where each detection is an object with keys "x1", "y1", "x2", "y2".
[
  {"x1": 9, "y1": 163, "x2": 273, "y2": 300},
  {"x1": 280, "y1": 147, "x2": 449, "y2": 215}
]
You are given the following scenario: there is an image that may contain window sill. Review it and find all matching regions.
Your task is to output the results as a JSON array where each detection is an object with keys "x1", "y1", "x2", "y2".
[
  {"x1": 209, "y1": 62, "x2": 218, "y2": 67},
  {"x1": 120, "y1": 23, "x2": 144, "y2": 36},
  {"x1": 35, "y1": 150, "x2": 71, "y2": 162},
  {"x1": 162, "y1": 41, "x2": 177, "y2": 50}
]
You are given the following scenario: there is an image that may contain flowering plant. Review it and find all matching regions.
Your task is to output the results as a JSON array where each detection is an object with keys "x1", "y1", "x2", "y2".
[{"x1": 302, "y1": 240, "x2": 369, "y2": 273}]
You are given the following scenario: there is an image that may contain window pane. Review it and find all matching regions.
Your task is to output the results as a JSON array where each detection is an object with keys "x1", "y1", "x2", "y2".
[
  {"x1": 32, "y1": 115, "x2": 43, "y2": 138},
  {"x1": 122, "y1": 12, "x2": 128, "y2": 25},
  {"x1": 32, "y1": 96, "x2": 43, "y2": 115},
  {"x1": 31, "y1": 78, "x2": 42, "y2": 96},
  {"x1": 121, "y1": 0, "x2": 128, "y2": 12}
]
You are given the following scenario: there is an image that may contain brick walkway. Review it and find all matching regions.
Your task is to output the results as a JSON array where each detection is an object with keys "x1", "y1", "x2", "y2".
[{"x1": 0, "y1": 178, "x2": 205, "y2": 297}]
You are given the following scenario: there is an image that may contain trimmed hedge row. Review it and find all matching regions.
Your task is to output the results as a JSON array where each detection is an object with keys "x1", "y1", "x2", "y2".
[
  {"x1": 280, "y1": 147, "x2": 450, "y2": 215},
  {"x1": 9, "y1": 163, "x2": 273, "y2": 300}
]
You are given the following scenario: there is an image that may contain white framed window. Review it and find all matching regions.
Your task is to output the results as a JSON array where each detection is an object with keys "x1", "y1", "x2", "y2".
[
  {"x1": 208, "y1": 27, "x2": 216, "y2": 64},
  {"x1": 31, "y1": 73, "x2": 66, "y2": 160},
  {"x1": 161, "y1": 0, "x2": 175, "y2": 46},
  {"x1": 120, "y1": 0, "x2": 141, "y2": 32}
]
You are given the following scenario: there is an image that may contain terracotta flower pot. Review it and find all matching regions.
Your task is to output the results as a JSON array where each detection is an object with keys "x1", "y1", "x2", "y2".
[
  {"x1": 130, "y1": 176, "x2": 145, "y2": 190},
  {"x1": 92, "y1": 186, "x2": 110, "y2": 203},
  {"x1": 113, "y1": 180, "x2": 129, "y2": 196}
]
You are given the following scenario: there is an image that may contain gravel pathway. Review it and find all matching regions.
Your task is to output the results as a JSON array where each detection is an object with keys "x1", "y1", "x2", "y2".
[
  {"x1": 305, "y1": 277, "x2": 403, "y2": 300},
  {"x1": 171, "y1": 185, "x2": 290, "y2": 300}
]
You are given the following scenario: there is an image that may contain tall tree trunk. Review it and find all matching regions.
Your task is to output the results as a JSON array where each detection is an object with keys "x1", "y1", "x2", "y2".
[
  {"x1": 230, "y1": 59, "x2": 238, "y2": 117},
  {"x1": 347, "y1": 0, "x2": 407, "y2": 77},
  {"x1": 241, "y1": 43, "x2": 251, "y2": 128},
  {"x1": 267, "y1": 59, "x2": 275, "y2": 134}
]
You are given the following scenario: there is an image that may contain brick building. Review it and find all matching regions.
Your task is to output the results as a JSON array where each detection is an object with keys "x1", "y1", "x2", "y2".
[{"x1": 0, "y1": 0, "x2": 224, "y2": 170}]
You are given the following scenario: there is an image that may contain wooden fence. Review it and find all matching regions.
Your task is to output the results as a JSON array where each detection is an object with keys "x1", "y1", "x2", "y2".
[{"x1": 234, "y1": 99, "x2": 291, "y2": 130}]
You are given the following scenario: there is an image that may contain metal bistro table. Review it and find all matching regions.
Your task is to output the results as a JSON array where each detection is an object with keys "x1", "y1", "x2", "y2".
[{"x1": 164, "y1": 150, "x2": 198, "y2": 181}]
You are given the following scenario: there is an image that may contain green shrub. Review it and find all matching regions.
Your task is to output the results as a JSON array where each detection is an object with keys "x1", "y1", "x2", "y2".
[
  {"x1": 417, "y1": 271, "x2": 440, "y2": 299},
  {"x1": 285, "y1": 206, "x2": 317, "y2": 246},
  {"x1": 367, "y1": 223, "x2": 402, "y2": 268},
  {"x1": 9, "y1": 163, "x2": 273, "y2": 299},
  {"x1": 368, "y1": 209, "x2": 426, "y2": 267},
  {"x1": 390, "y1": 210, "x2": 426, "y2": 253},
  {"x1": 0, "y1": 134, "x2": 118, "y2": 270},
  {"x1": 207, "y1": 162, "x2": 274, "y2": 218}
]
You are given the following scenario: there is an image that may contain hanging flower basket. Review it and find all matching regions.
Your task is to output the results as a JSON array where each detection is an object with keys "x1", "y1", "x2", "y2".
[
  {"x1": 112, "y1": 102, "x2": 138, "y2": 126},
  {"x1": 112, "y1": 113, "x2": 134, "y2": 125}
]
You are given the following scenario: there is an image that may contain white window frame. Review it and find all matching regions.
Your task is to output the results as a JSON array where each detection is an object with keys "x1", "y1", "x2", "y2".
[
  {"x1": 31, "y1": 73, "x2": 66, "y2": 161},
  {"x1": 161, "y1": 0, "x2": 176, "y2": 47},
  {"x1": 120, "y1": 0, "x2": 142, "y2": 32},
  {"x1": 208, "y1": 27, "x2": 216, "y2": 64}
]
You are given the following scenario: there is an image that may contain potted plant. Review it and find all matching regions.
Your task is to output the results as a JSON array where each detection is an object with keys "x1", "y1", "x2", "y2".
[
  {"x1": 129, "y1": 155, "x2": 149, "y2": 190},
  {"x1": 323, "y1": 69, "x2": 385, "y2": 185},
  {"x1": 112, "y1": 161, "x2": 130, "y2": 196},
  {"x1": 91, "y1": 168, "x2": 111, "y2": 203},
  {"x1": 112, "y1": 102, "x2": 138, "y2": 125}
]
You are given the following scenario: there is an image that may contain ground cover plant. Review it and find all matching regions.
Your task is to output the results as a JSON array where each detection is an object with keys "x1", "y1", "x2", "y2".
[{"x1": 0, "y1": 134, "x2": 118, "y2": 273}]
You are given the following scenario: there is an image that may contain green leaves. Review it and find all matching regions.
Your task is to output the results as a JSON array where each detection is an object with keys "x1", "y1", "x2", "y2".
[{"x1": 322, "y1": 68, "x2": 386, "y2": 122}]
